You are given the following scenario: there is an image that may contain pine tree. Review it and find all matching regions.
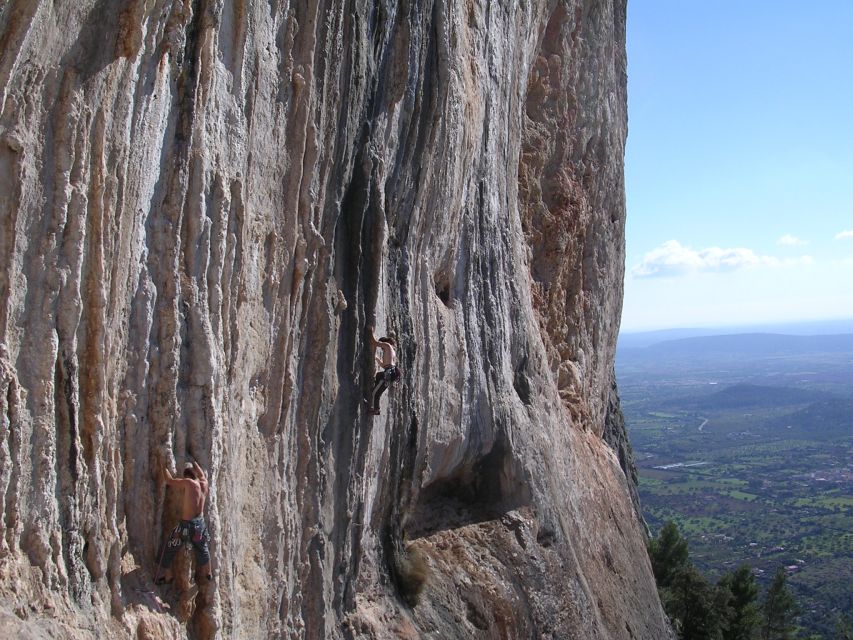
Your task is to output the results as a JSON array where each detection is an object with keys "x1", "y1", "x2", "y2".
[
  {"x1": 715, "y1": 578, "x2": 735, "y2": 639},
  {"x1": 664, "y1": 564, "x2": 722, "y2": 640},
  {"x1": 835, "y1": 613, "x2": 852, "y2": 640},
  {"x1": 718, "y1": 565, "x2": 761, "y2": 640},
  {"x1": 648, "y1": 520, "x2": 690, "y2": 589},
  {"x1": 761, "y1": 568, "x2": 798, "y2": 640}
]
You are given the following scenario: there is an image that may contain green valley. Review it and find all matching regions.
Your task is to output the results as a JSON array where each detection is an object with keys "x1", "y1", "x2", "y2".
[{"x1": 617, "y1": 331, "x2": 853, "y2": 638}]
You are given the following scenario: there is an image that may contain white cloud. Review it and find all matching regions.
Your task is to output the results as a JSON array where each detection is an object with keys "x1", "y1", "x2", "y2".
[
  {"x1": 778, "y1": 234, "x2": 807, "y2": 246},
  {"x1": 632, "y1": 240, "x2": 811, "y2": 278},
  {"x1": 834, "y1": 230, "x2": 853, "y2": 240}
]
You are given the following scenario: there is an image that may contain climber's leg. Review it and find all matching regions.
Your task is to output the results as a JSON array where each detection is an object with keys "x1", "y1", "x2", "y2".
[
  {"x1": 370, "y1": 371, "x2": 388, "y2": 414},
  {"x1": 190, "y1": 517, "x2": 213, "y2": 582}
]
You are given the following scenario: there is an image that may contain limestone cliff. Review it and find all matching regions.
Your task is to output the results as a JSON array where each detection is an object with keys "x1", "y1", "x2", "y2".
[{"x1": 0, "y1": 1, "x2": 670, "y2": 638}]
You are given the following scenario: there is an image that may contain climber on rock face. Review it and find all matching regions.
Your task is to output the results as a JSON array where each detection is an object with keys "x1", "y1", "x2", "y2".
[
  {"x1": 155, "y1": 460, "x2": 212, "y2": 586},
  {"x1": 366, "y1": 326, "x2": 399, "y2": 416}
]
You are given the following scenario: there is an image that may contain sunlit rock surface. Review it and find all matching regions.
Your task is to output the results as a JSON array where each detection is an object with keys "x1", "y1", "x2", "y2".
[{"x1": 0, "y1": 0, "x2": 670, "y2": 638}]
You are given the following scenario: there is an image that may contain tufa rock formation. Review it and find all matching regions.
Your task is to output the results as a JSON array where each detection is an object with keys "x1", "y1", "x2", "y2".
[{"x1": 0, "y1": 0, "x2": 671, "y2": 638}]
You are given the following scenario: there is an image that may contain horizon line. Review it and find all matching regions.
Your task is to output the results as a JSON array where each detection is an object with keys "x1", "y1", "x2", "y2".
[{"x1": 619, "y1": 316, "x2": 853, "y2": 335}]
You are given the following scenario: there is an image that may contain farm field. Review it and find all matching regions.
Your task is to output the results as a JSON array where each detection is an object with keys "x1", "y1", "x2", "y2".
[{"x1": 617, "y1": 332, "x2": 853, "y2": 638}]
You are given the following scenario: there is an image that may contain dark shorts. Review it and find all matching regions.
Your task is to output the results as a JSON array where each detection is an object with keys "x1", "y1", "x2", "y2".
[
  {"x1": 160, "y1": 516, "x2": 210, "y2": 568},
  {"x1": 370, "y1": 366, "x2": 400, "y2": 412},
  {"x1": 377, "y1": 365, "x2": 400, "y2": 384}
]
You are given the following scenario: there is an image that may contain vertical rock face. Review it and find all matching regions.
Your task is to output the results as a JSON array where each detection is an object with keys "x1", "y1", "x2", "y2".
[{"x1": 0, "y1": 1, "x2": 670, "y2": 639}]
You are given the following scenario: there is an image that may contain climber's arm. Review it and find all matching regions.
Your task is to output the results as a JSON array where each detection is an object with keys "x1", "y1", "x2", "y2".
[
  {"x1": 162, "y1": 465, "x2": 182, "y2": 487},
  {"x1": 193, "y1": 461, "x2": 209, "y2": 495},
  {"x1": 367, "y1": 326, "x2": 382, "y2": 366},
  {"x1": 162, "y1": 463, "x2": 191, "y2": 488}
]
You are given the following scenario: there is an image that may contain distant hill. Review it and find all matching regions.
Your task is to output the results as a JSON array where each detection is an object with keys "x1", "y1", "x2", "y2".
[
  {"x1": 766, "y1": 397, "x2": 853, "y2": 440},
  {"x1": 619, "y1": 319, "x2": 853, "y2": 349},
  {"x1": 617, "y1": 328, "x2": 716, "y2": 349},
  {"x1": 618, "y1": 333, "x2": 853, "y2": 361},
  {"x1": 674, "y1": 383, "x2": 833, "y2": 411}
]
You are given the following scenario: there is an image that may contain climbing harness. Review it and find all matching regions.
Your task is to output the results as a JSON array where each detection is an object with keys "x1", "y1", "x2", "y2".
[{"x1": 155, "y1": 518, "x2": 211, "y2": 584}]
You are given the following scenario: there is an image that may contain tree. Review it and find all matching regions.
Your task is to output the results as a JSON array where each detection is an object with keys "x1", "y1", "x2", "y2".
[
  {"x1": 761, "y1": 568, "x2": 798, "y2": 640},
  {"x1": 664, "y1": 564, "x2": 723, "y2": 640},
  {"x1": 718, "y1": 565, "x2": 761, "y2": 640},
  {"x1": 714, "y1": 573, "x2": 735, "y2": 640},
  {"x1": 649, "y1": 520, "x2": 690, "y2": 589},
  {"x1": 714, "y1": 579, "x2": 735, "y2": 640},
  {"x1": 835, "y1": 613, "x2": 853, "y2": 640}
]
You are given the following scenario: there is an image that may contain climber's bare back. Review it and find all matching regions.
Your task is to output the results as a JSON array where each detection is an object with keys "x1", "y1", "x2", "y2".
[
  {"x1": 162, "y1": 462, "x2": 209, "y2": 520},
  {"x1": 179, "y1": 478, "x2": 207, "y2": 520}
]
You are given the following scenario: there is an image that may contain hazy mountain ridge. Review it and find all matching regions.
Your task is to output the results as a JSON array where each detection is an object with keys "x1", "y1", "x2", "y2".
[
  {"x1": 619, "y1": 332, "x2": 853, "y2": 359},
  {"x1": 618, "y1": 319, "x2": 853, "y2": 349}
]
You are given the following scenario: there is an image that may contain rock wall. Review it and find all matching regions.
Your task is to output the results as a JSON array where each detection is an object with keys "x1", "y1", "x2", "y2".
[{"x1": 0, "y1": 1, "x2": 670, "y2": 638}]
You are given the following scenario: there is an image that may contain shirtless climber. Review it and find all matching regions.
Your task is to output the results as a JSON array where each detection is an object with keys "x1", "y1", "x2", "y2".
[
  {"x1": 156, "y1": 460, "x2": 212, "y2": 586},
  {"x1": 365, "y1": 327, "x2": 400, "y2": 416}
]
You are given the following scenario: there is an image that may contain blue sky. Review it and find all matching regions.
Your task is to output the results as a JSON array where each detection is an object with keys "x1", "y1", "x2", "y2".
[{"x1": 622, "y1": 1, "x2": 853, "y2": 332}]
